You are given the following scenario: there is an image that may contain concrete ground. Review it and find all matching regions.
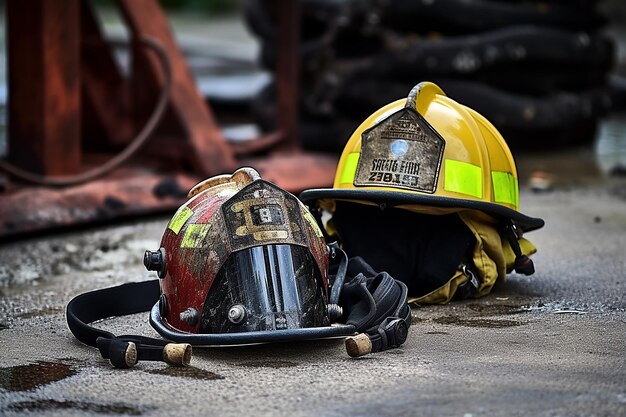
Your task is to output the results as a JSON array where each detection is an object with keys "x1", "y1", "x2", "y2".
[
  {"x1": 0, "y1": 152, "x2": 625, "y2": 417},
  {"x1": 1, "y1": 4, "x2": 625, "y2": 416}
]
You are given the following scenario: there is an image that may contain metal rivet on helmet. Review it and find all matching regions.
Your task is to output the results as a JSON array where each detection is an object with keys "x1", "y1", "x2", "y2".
[
  {"x1": 179, "y1": 308, "x2": 199, "y2": 326},
  {"x1": 227, "y1": 304, "x2": 247, "y2": 324}
]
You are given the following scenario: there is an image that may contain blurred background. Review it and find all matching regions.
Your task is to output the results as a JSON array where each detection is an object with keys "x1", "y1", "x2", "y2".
[{"x1": 0, "y1": 0, "x2": 625, "y2": 239}]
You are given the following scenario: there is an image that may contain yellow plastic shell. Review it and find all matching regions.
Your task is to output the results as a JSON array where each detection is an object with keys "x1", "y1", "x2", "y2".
[{"x1": 334, "y1": 82, "x2": 519, "y2": 211}]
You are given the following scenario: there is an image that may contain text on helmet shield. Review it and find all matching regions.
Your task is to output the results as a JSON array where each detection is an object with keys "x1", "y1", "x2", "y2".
[{"x1": 354, "y1": 108, "x2": 445, "y2": 193}]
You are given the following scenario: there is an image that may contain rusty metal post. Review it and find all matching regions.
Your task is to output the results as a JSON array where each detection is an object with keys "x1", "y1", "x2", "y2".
[
  {"x1": 7, "y1": 0, "x2": 81, "y2": 176},
  {"x1": 275, "y1": 0, "x2": 301, "y2": 151},
  {"x1": 81, "y1": 0, "x2": 133, "y2": 149},
  {"x1": 116, "y1": 0, "x2": 237, "y2": 176}
]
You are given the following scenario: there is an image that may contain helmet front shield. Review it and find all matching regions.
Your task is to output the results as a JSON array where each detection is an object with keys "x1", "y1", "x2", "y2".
[{"x1": 201, "y1": 244, "x2": 329, "y2": 334}]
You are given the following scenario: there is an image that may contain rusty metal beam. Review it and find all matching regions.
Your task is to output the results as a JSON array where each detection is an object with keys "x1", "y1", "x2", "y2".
[
  {"x1": 0, "y1": 168, "x2": 201, "y2": 241},
  {"x1": 0, "y1": 152, "x2": 339, "y2": 240},
  {"x1": 116, "y1": 0, "x2": 237, "y2": 176},
  {"x1": 80, "y1": 0, "x2": 134, "y2": 149},
  {"x1": 7, "y1": 0, "x2": 81, "y2": 176}
]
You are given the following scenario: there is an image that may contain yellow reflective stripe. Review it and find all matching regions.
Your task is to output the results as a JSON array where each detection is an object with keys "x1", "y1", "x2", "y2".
[
  {"x1": 444, "y1": 160, "x2": 482, "y2": 198},
  {"x1": 339, "y1": 152, "x2": 360, "y2": 184},
  {"x1": 168, "y1": 206, "x2": 193, "y2": 235},
  {"x1": 492, "y1": 171, "x2": 519, "y2": 208},
  {"x1": 181, "y1": 223, "x2": 211, "y2": 248}
]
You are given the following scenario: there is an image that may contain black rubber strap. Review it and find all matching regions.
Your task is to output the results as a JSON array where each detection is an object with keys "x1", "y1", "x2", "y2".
[
  {"x1": 66, "y1": 280, "x2": 176, "y2": 368},
  {"x1": 360, "y1": 277, "x2": 411, "y2": 353},
  {"x1": 504, "y1": 221, "x2": 535, "y2": 276},
  {"x1": 340, "y1": 257, "x2": 412, "y2": 353},
  {"x1": 328, "y1": 242, "x2": 348, "y2": 306},
  {"x1": 66, "y1": 280, "x2": 160, "y2": 347}
]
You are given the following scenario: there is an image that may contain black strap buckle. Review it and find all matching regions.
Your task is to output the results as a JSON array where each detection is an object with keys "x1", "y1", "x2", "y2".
[
  {"x1": 505, "y1": 221, "x2": 535, "y2": 276},
  {"x1": 461, "y1": 264, "x2": 480, "y2": 289},
  {"x1": 373, "y1": 317, "x2": 409, "y2": 352}
]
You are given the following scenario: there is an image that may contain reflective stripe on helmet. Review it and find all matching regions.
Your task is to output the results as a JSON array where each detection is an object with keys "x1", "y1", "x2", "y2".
[
  {"x1": 338, "y1": 153, "x2": 518, "y2": 209},
  {"x1": 180, "y1": 224, "x2": 211, "y2": 248},
  {"x1": 444, "y1": 160, "x2": 482, "y2": 198},
  {"x1": 491, "y1": 171, "x2": 519, "y2": 208},
  {"x1": 339, "y1": 152, "x2": 360, "y2": 185},
  {"x1": 168, "y1": 206, "x2": 193, "y2": 234}
]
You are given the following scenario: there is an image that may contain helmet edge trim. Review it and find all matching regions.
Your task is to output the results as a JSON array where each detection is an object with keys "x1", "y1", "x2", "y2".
[
  {"x1": 150, "y1": 303, "x2": 355, "y2": 344},
  {"x1": 299, "y1": 188, "x2": 544, "y2": 232}
]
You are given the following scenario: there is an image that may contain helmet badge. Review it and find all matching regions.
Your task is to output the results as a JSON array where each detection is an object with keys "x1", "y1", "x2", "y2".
[{"x1": 354, "y1": 108, "x2": 445, "y2": 193}]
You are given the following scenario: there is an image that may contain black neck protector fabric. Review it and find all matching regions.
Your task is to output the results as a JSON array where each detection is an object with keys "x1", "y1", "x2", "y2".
[
  {"x1": 332, "y1": 201, "x2": 475, "y2": 297},
  {"x1": 66, "y1": 248, "x2": 411, "y2": 367}
]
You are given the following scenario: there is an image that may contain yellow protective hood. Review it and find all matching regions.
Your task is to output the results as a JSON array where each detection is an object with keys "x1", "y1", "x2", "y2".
[{"x1": 408, "y1": 210, "x2": 536, "y2": 305}]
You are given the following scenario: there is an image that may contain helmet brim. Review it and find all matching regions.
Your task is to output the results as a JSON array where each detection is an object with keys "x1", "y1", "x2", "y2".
[
  {"x1": 299, "y1": 188, "x2": 544, "y2": 232},
  {"x1": 150, "y1": 303, "x2": 356, "y2": 345}
]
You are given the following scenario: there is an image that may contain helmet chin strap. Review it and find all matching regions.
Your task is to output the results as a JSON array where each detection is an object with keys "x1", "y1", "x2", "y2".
[
  {"x1": 66, "y1": 280, "x2": 192, "y2": 369},
  {"x1": 66, "y1": 247, "x2": 411, "y2": 368},
  {"x1": 338, "y1": 256, "x2": 411, "y2": 357},
  {"x1": 328, "y1": 242, "x2": 348, "y2": 306},
  {"x1": 504, "y1": 221, "x2": 535, "y2": 276}
]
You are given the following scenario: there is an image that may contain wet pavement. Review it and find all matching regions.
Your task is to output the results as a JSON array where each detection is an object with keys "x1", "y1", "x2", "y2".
[{"x1": 0, "y1": 149, "x2": 625, "y2": 416}]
